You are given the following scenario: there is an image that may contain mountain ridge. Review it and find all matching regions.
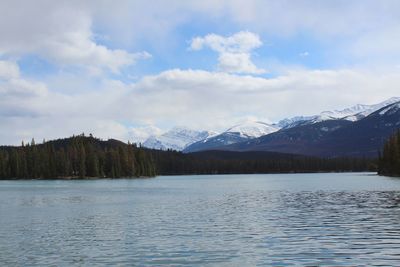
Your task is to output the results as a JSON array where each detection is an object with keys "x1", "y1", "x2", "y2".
[
  {"x1": 142, "y1": 97, "x2": 400, "y2": 154},
  {"x1": 215, "y1": 100, "x2": 400, "y2": 158},
  {"x1": 143, "y1": 127, "x2": 217, "y2": 151},
  {"x1": 183, "y1": 121, "x2": 279, "y2": 153}
]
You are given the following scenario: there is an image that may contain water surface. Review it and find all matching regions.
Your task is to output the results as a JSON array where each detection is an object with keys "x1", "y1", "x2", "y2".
[{"x1": 1, "y1": 173, "x2": 400, "y2": 266}]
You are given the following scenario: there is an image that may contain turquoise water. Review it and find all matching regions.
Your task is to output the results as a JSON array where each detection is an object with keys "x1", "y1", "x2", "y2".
[{"x1": 1, "y1": 173, "x2": 400, "y2": 266}]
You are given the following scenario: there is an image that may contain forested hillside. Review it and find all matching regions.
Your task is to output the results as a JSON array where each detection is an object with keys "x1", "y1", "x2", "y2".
[
  {"x1": 0, "y1": 134, "x2": 156, "y2": 179},
  {"x1": 379, "y1": 131, "x2": 400, "y2": 176},
  {"x1": 149, "y1": 150, "x2": 375, "y2": 175}
]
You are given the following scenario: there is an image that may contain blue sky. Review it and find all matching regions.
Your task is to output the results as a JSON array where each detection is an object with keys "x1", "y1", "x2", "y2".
[{"x1": 1, "y1": 0, "x2": 400, "y2": 144}]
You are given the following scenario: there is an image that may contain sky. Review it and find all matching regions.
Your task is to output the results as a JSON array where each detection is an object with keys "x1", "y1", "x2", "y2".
[{"x1": 1, "y1": 0, "x2": 400, "y2": 145}]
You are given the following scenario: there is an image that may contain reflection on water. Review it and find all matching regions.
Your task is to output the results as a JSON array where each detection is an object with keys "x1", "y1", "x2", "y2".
[{"x1": 1, "y1": 173, "x2": 400, "y2": 266}]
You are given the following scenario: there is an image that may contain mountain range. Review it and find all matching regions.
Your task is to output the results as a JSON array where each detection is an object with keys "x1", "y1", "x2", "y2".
[
  {"x1": 142, "y1": 97, "x2": 400, "y2": 157},
  {"x1": 142, "y1": 127, "x2": 217, "y2": 151},
  {"x1": 183, "y1": 121, "x2": 279, "y2": 153},
  {"x1": 222, "y1": 101, "x2": 400, "y2": 157},
  {"x1": 276, "y1": 97, "x2": 400, "y2": 128}
]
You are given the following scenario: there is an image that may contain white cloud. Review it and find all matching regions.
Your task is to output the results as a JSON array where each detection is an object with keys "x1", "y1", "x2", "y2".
[
  {"x1": 1, "y1": 1, "x2": 399, "y2": 68},
  {"x1": 40, "y1": 28, "x2": 152, "y2": 73},
  {"x1": 81, "y1": 1, "x2": 400, "y2": 65},
  {"x1": 0, "y1": 1, "x2": 150, "y2": 73},
  {"x1": 0, "y1": 79, "x2": 47, "y2": 98},
  {"x1": 1, "y1": 65, "x2": 400, "y2": 145},
  {"x1": 116, "y1": 68, "x2": 400, "y2": 131},
  {"x1": 299, "y1": 52, "x2": 309, "y2": 57},
  {"x1": 0, "y1": 60, "x2": 47, "y2": 98},
  {"x1": 218, "y1": 52, "x2": 265, "y2": 74},
  {"x1": 1, "y1": 0, "x2": 400, "y2": 145},
  {"x1": 128, "y1": 125, "x2": 163, "y2": 143},
  {"x1": 191, "y1": 31, "x2": 262, "y2": 53},
  {"x1": 191, "y1": 31, "x2": 265, "y2": 74},
  {"x1": 0, "y1": 60, "x2": 19, "y2": 79}
]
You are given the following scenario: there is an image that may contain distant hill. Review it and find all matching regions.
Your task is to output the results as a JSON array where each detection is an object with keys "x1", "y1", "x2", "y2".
[{"x1": 0, "y1": 135, "x2": 156, "y2": 179}]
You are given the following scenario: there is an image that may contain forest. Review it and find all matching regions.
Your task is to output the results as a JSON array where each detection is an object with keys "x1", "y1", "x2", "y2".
[
  {"x1": 0, "y1": 134, "x2": 376, "y2": 179},
  {"x1": 149, "y1": 149, "x2": 374, "y2": 175},
  {"x1": 0, "y1": 134, "x2": 156, "y2": 179},
  {"x1": 378, "y1": 130, "x2": 400, "y2": 177}
]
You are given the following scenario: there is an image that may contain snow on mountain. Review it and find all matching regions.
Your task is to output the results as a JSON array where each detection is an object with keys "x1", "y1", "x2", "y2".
[
  {"x1": 143, "y1": 127, "x2": 217, "y2": 151},
  {"x1": 183, "y1": 121, "x2": 279, "y2": 153},
  {"x1": 277, "y1": 115, "x2": 317, "y2": 129},
  {"x1": 141, "y1": 97, "x2": 400, "y2": 152},
  {"x1": 225, "y1": 121, "x2": 279, "y2": 138},
  {"x1": 129, "y1": 125, "x2": 163, "y2": 143},
  {"x1": 278, "y1": 97, "x2": 400, "y2": 129},
  {"x1": 320, "y1": 97, "x2": 400, "y2": 120},
  {"x1": 379, "y1": 102, "x2": 400, "y2": 116}
]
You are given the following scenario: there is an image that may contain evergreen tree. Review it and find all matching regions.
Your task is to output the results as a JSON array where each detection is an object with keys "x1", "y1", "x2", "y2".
[
  {"x1": 78, "y1": 144, "x2": 86, "y2": 178},
  {"x1": 86, "y1": 144, "x2": 99, "y2": 177},
  {"x1": 378, "y1": 130, "x2": 400, "y2": 176}
]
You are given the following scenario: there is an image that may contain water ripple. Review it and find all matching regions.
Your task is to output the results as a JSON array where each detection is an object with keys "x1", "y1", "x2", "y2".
[{"x1": 1, "y1": 173, "x2": 400, "y2": 266}]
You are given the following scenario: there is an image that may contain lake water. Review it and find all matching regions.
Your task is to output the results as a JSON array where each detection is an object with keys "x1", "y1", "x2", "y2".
[{"x1": 1, "y1": 173, "x2": 400, "y2": 266}]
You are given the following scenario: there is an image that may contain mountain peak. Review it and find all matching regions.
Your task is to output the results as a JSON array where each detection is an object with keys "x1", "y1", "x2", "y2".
[
  {"x1": 225, "y1": 121, "x2": 279, "y2": 138},
  {"x1": 143, "y1": 127, "x2": 217, "y2": 151},
  {"x1": 278, "y1": 97, "x2": 400, "y2": 129},
  {"x1": 378, "y1": 101, "x2": 400, "y2": 116}
]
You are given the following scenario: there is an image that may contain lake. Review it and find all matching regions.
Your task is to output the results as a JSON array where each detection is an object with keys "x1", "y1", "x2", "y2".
[{"x1": 1, "y1": 173, "x2": 400, "y2": 266}]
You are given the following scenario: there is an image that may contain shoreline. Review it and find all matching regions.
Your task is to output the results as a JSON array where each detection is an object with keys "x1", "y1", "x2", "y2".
[{"x1": 0, "y1": 171, "x2": 377, "y2": 181}]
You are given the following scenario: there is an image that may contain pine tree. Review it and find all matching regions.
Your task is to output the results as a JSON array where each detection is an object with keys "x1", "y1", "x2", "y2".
[
  {"x1": 78, "y1": 144, "x2": 86, "y2": 178},
  {"x1": 86, "y1": 144, "x2": 99, "y2": 177},
  {"x1": 379, "y1": 130, "x2": 400, "y2": 176}
]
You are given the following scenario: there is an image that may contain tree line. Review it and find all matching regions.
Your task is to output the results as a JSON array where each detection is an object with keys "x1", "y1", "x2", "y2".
[
  {"x1": 0, "y1": 134, "x2": 156, "y2": 179},
  {"x1": 378, "y1": 130, "x2": 400, "y2": 177},
  {"x1": 149, "y1": 149, "x2": 375, "y2": 175},
  {"x1": 0, "y1": 134, "x2": 377, "y2": 179}
]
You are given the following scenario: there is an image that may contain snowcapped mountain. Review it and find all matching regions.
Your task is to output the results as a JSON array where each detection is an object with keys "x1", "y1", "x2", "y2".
[
  {"x1": 277, "y1": 115, "x2": 317, "y2": 129},
  {"x1": 320, "y1": 97, "x2": 400, "y2": 120},
  {"x1": 278, "y1": 97, "x2": 400, "y2": 129},
  {"x1": 218, "y1": 100, "x2": 400, "y2": 158},
  {"x1": 225, "y1": 121, "x2": 279, "y2": 138},
  {"x1": 143, "y1": 127, "x2": 217, "y2": 151},
  {"x1": 141, "y1": 97, "x2": 400, "y2": 153},
  {"x1": 379, "y1": 101, "x2": 400, "y2": 116},
  {"x1": 184, "y1": 121, "x2": 279, "y2": 152}
]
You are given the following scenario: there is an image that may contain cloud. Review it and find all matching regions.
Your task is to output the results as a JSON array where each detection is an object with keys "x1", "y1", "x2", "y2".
[
  {"x1": 0, "y1": 60, "x2": 19, "y2": 79},
  {"x1": 128, "y1": 125, "x2": 163, "y2": 143},
  {"x1": 0, "y1": 1, "x2": 150, "y2": 73},
  {"x1": 1, "y1": 1, "x2": 399, "y2": 72},
  {"x1": 0, "y1": 60, "x2": 47, "y2": 98},
  {"x1": 191, "y1": 31, "x2": 265, "y2": 74},
  {"x1": 190, "y1": 31, "x2": 262, "y2": 53},
  {"x1": 299, "y1": 52, "x2": 309, "y2": 57},
  {"x1": 1, "y1": 65, "x2": 400, "y2": 145},
  {"x1": 0, "y1": 60, "x2": 49, "y2": 127},
  {"x1": 2, "y1": 1, "x2": 400, "y2": 68},
  {"x1": 1, "y1": 0, "x2": 400, "y2": 145},
  {"x1": 116, "y1": 68, "x2": 400, "y2": 131},
  {"x1": 0, "y1": 79, "x2": 47, "y2": 98}
]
